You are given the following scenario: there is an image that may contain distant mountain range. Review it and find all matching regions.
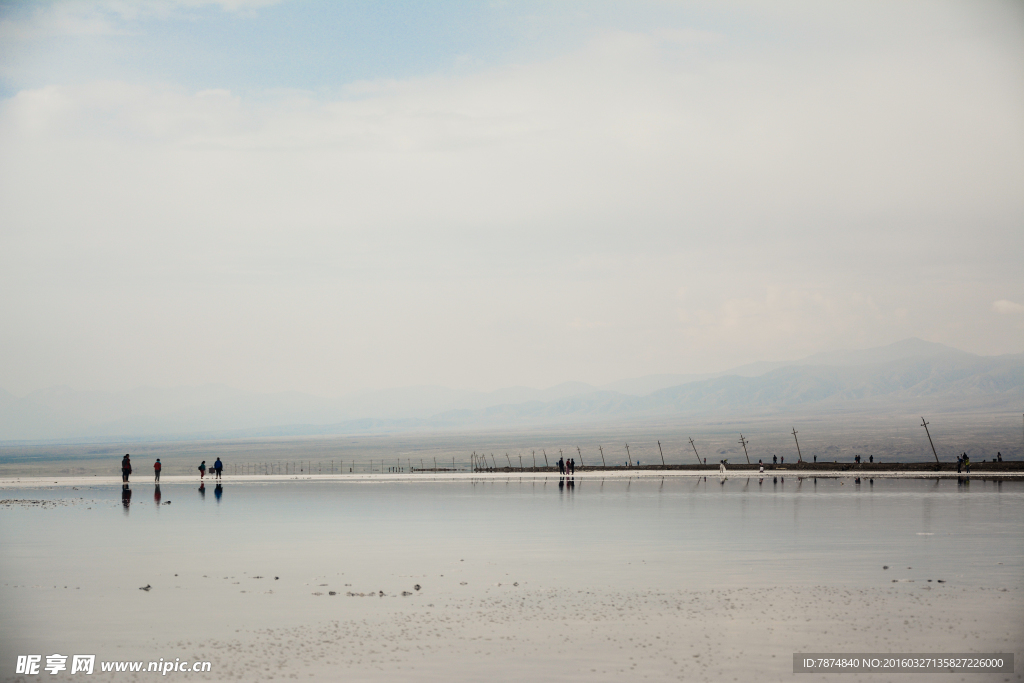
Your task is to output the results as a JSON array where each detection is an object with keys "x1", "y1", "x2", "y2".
[{"x1": 1, "y1": 338, "x2": 1020, "y2": 442}]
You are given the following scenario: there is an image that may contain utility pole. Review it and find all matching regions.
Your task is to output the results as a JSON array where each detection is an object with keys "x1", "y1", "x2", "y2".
[
  {"x1": 576, "y1": 446, "x2": 583, "y2": 468},
  {"x1": 792, "y1": 427, "x2": 803, "y2": 463},
  {"x1": 506, "y1": 453, "x2": 513, "y2": 469},
  {"x1": 490, "y1": 453, "x2": 496, "y2": 470},
  {"x1": 543, "y1": 449, "x2": 549, "y2": 468},
  {"x1": 657, "y1": 440, "x2": 666, "y2": 467},
  {"x1": 533, "y1": 450, "x2": 537, "y2": 471},
  {"x1": 920, "y1": 417, "x2": 940, "y2": 464},
  {"x1": 599, "y1": 445, "x2": 606, "y2": 467},
  {"x1": 688, "y1": 438, "x2": 704, "y2": 464},
  {"x1": 738, "y1": 434, "x2": 751, "y2": 464},
  {"x1": 625, "y1": 443, "x2": 632, "y2": 468}
]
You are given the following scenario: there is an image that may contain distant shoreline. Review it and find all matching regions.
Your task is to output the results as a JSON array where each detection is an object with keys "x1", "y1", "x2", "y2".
[{"x1": 3, "y1": 466, "x2": 1023, "y2": 488}]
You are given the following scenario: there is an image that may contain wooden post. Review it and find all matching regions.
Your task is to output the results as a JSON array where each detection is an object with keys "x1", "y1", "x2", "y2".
[
  {"x1": 792, "y1": 428, "x2": 803, "y2": 463},
  {"x1": 599, "y1": 445, "x2": 606, "y2": 467},
  {"x1": 490, "y1": 453, "x2": 497, "y2": 470},
  {"x1": 433, "y1": 457, "x2": 437, "y2": 472},
  {"x1": 506, "y1": 453, "x2": 513, "y2": 470},
  {"x1": 543, "y1": 450, "x2": 549, "y2": 468},
  {"x1": 519, "y1": 455, "x2": 523, "y2": 471},
  {"x1": 738, "y1": 434, "x2": 751, "y2": 464},
  {"x1": 625, "y1": 443, "x2": 632, "y2": 468},
  {"x1": 577, "y1": 446, "x2": 584, "y2": 468},
  {"x1": 689, "y1": 438, "x2": 701, "y2": 466},
  {"x1": 657, "y1": 440, "x2": 666, "y2": 467},
  {"x1": 533, "y1": 450, "x2": 537, "y2": 471},
  {"x1": 920, "y1": 417, "x2": 940, "y2": 464}
]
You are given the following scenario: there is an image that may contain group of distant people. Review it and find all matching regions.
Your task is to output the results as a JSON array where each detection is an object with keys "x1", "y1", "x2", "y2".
[
  {"x1": 556, "y1": 456, "x2": 575, "y2": 475},
  {"x1": 119, "y1": 454, "x2": 223, "y2": 482},
  {"x1": 197, "y1": 459, "x2": 223, "y2": 480},
  {"x1": 957, "y1": 453, "x2": 971, "y2": 474}
]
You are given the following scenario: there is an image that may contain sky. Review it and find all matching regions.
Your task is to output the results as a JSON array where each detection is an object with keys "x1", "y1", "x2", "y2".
[{"x1": 0, "y1": 0, "x2": 1022, "y2": 398}]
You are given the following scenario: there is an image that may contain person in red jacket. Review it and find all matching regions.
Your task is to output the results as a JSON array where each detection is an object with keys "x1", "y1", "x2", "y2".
[{"x1": 154, "y1": 458, "x2": 162, "y2": 482}]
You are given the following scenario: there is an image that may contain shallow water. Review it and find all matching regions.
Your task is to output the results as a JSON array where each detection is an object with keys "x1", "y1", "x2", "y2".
[{"x1": 1, "y1": 474, "x2": 1022, "y2": 681}]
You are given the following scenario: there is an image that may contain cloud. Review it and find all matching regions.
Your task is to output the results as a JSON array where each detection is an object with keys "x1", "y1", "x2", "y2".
[
  {"x1": 0, "y1": 6, "x2": 1022, "y2": 395},
  {"x1": 0, "y1": 0, "x2": 283, "y2": 43},
  {"x1": 992, "y1": 300, "x2": 1024, "y2": 315}
]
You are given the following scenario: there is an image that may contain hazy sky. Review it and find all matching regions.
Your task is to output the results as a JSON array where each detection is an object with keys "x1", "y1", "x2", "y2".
[{"x1": 1, "y1": 0, "x2": 1022, "y2": 397}]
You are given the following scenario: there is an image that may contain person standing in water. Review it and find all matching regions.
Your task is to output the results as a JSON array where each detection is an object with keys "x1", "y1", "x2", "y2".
[
  {"x1": 121, "y1": 454, "x2": 132, "y2": 482},
  {"x1": 153, "y1": 458, "x2": 162, "y2": 482},
  {"x1": 214, "y1": 457, "x2": 223, "y2": 479},
  {"x1": 198, "y1": 460, "x2": 207, "y2": 479}
]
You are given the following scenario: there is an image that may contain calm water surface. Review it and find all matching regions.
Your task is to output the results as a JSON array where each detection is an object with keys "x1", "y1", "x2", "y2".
[{"x1": 1, "y1": 475, "x2": 1021, "y2": 671}]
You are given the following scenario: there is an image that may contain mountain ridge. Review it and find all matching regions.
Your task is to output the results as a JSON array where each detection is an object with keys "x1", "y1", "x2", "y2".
[{"x1": 1, "y1": 339, "x2": 1019, "y2": 442}]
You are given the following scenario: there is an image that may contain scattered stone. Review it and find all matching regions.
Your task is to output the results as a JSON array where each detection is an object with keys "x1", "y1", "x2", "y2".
[
  {"x1": 937, "y1": 580, "x2": 946, "y2": 583},
  {"x1": 414, "y1": 584, "x2": 421, "y2": 591},
  {"x1": 328, "y1": 591, "x2": 336, "y2": 596},
  {"x1": 883, "y1": 566, "x2": 889, "y2": 570},
  {"x1": 379, "y1": 590, "x2": 385, "y2": 597},
  {"x1": 402, "y1": 591, "x2": 412, "y2": 596},
  {"x1": 139, "y1": 585, "x2": 152, "y2": 591}
]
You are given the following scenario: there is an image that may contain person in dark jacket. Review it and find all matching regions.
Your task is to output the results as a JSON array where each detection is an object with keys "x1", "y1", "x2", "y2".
[{"x1": 121, "y1": 454, "x2": 132, "y2": 482}]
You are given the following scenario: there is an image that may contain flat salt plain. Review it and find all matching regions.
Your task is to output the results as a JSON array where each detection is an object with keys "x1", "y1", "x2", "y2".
[{"x1": 1, "y1": 471, "x2": 1021, "y2": 683}]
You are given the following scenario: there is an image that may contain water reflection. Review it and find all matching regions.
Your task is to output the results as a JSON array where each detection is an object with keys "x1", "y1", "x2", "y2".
[
  {"x1": 215, "y1": 483, "x2": 223, "y2": 503},
  {"x1": 154, "y1": 484, "x2": 162, "y2": 507},
  {"x1": 121, "y1": 484, "x2": 131, "y2": 514},
  {"x1": 199, "y1": 482, "x2": 205, "y2": 500}
]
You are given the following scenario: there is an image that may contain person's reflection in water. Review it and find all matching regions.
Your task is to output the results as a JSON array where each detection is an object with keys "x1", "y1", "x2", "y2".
[
  {"x1": 198, "y1": 481, "x2": 206, "y2": 499},
  {"x1": 214, "y1": 483, "x2": 223, "y2": 503},
  {"x1": 121, "y1": 484, "x2": 132, "y2": 514},
  {"x1": 558, "y1": 477, "x2": 564, "y2": 493},
  {"x1": 154, "y1": 484, "x2": 162, "y2": 507},
  {"x1": 567, "y1": 477, "x2": 574, "y2": 491}
]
